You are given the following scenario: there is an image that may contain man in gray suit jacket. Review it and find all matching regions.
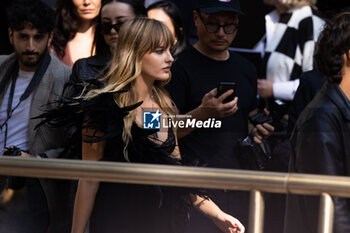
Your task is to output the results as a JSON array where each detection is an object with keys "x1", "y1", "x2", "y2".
[{"x1": 0, "y1": 0, "x2": 72, "y2": 232}]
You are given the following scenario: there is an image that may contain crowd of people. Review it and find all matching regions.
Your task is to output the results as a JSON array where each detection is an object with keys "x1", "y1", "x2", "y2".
[{"x1": 0, "y1": 0, "x2": 350, "y2": 233}]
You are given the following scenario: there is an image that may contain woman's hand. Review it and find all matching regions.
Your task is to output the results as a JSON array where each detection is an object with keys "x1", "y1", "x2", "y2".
[
  {"x1": 190, "y1": 194, "x2": 245, "y2": 233},
  {"x1": 212, "y1": 211, "x2": 245, "y2": 233}
]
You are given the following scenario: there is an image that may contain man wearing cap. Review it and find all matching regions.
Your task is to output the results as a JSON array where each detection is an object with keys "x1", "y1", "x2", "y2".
[{"x1": 166, "y1": 0, "x2": 274, "y2": 232}]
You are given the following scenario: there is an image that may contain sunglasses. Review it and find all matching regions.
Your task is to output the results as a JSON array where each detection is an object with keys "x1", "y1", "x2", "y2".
[
  {"x1": 198, "y1": 14, "x2": 238, "y2": 34},
  {"x1": 100, "y1": 22, "x2": 124, "y2": 35}
]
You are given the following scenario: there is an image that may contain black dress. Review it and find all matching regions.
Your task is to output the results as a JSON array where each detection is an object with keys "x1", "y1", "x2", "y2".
[
  {"x1": 38, "y1": 92, "x2": 191, "y2": 233},
  {"x1": 90, "y1": 126, "x2": 187, "y2": 233}
]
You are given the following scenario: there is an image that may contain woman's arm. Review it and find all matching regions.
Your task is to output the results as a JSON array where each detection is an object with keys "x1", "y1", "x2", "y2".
[
  {"x1": 190, "y1": 194, "x2": 245, "y2": 233},
  {"x1": 71, "y1": 128, "x2": 106, "y2": 233},
  {"x1": 71, "y1": 179, "x2": 100, "y2": 233},
  {"x1": 167, "y1": 96, "x2": 244, "y2": 232},
  {"x1": 167, "y1": 101, "x2": 244, "y2": 232}
]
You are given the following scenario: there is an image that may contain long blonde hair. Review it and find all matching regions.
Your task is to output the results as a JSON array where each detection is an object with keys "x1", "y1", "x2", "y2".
[{"x1": 85, "y1": 17, "x2": 175, "y2": 161}]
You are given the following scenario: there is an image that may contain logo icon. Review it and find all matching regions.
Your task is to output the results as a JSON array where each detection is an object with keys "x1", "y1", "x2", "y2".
[
  {"x1": 143, "y1": 110, "x2": 161, "y2": 129},
  {"x1": 219, "y1": 0, "x2": 231, "y2": 2}
]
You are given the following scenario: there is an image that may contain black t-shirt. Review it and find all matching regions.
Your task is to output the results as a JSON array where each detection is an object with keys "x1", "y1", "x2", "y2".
[{"x1": 166, "y1": 46, "x2": 258, "y2": 169}]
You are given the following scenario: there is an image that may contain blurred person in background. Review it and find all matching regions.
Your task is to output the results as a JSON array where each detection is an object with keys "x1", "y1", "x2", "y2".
[
  {"x1": 147, "y1": 0, "x2": 188, "y2": 55},
  {"x1": 68, "y1": 0, "x2": 147, "y2": 98},
  {"x1": 51, "y1": 0, "x2": 102, "y2": 67},
  {"x1": 253, "y1": 3, "x2": 324, "y2": 232},
  {"x1": 253, "y1": 0, "x2": 325, "y2": 182},
  {"x1": 288, "y1": 4, "x2": 350, "y2": 133},
  {"x1": 257, "y1": 0, "x2": 324, "y2": 102}
]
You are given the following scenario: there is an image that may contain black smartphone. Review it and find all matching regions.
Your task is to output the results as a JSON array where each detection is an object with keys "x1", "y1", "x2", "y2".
[
  {"x1": 249, "y1": 112, "x2": 273, "y2": 126},
  {"x1": 216, "y1": 82, "x2": 236, "y2": 103}
]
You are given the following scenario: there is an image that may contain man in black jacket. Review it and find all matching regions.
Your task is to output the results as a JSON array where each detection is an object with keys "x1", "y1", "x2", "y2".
[{"x1": 285, "y1": 12, "x2": 350, "y2": 233}]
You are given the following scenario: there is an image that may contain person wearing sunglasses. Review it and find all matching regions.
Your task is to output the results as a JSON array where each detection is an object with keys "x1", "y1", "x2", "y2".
[
  {"x1": 166, "y1": 0, "x2": 274, "y2": 232},
  {"x1": 95, "y1": 0, "x2": 147, "y2": 56},
  {"x1": 66, "y1": 0, "x2": 146, "y2": 97}
]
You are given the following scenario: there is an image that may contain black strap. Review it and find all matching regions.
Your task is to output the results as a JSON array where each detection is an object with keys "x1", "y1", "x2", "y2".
[
  {"x1": 1, "y1": 52, "x2": 51, "y2": 148},
  {"x1": 0, "y1": 62, "x2": 18, "y2": 148},
  {"x1": 7, "y1": 75, "x2": 17, "y2": 117},
  {"x1": 3, "y1": 76, "x2": 18, "y2": 147}
]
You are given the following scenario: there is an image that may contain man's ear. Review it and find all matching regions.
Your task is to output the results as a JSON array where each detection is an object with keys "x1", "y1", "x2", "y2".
[
  {"x1": 47, "y1": 31, "x2": 54, "y2": 47},
  {"x1": 8, "y1": 28, "x2": 13, "y2": 45}
]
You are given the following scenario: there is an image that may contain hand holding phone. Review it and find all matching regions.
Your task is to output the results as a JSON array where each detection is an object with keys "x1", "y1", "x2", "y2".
[
  {"x1": 216, "y1": 82, "x2": 236, "y2": 103},
  {"x1": 249, "y1": 111, "x2": 273, "y2": 127}
]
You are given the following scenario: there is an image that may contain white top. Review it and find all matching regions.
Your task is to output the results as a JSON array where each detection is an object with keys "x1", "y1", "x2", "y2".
[
  {"x1": 265, "y1": 10, "x2": 280, "y2": 52},
  {"x1": 265, "y1": 8, "x2": 300, "y2": 100},
  {"x1": 255, "y1": 6, "x2": 324, "y2": 100},
  {"x1": 0, "y1": 69, "x2": 34, "y2": 154}
]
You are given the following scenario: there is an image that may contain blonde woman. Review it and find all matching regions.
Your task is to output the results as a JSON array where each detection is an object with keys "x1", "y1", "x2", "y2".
[
  {"x1": 257, "y1": 0, "x2": 324, "y2": 101},
  {"x1": 65, "y1": 18, "x2": 245, "y2": 233}
]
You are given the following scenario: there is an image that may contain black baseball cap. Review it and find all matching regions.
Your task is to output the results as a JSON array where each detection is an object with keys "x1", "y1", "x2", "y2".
[{"x1": 196, "y1": 0, "x2": 244, "y2": 15}]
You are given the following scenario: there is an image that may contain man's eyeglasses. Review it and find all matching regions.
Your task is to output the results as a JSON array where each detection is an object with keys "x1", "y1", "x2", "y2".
[
  {"x1": 198, "y1": 14, "x2": 238, "y2": 34},
  {"x1": 100, "y1": 22, "x2": 124, "y2": 35}
]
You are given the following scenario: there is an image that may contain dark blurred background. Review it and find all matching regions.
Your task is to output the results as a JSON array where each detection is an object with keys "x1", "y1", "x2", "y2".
[{"x1": 0, "y1": 0, "x2": 349, "y2": 55}]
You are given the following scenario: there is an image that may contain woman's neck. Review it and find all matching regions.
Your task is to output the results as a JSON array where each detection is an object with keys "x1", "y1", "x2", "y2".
[
  {"x1": 68, "y1": 20, "x2": 96, "y2": 48},
  {"x1": 76, "y1": 19, "x2": 96, "y2": 34},
  {"x1": 133, "y1": 75, "x2": 157, "y2": 126},
  {"x1": 63, "y1": 21, "x2": 96, "y2": 65},
  {"x1": 134, "y1": 75, "x2": 154, "y2": 105}
]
